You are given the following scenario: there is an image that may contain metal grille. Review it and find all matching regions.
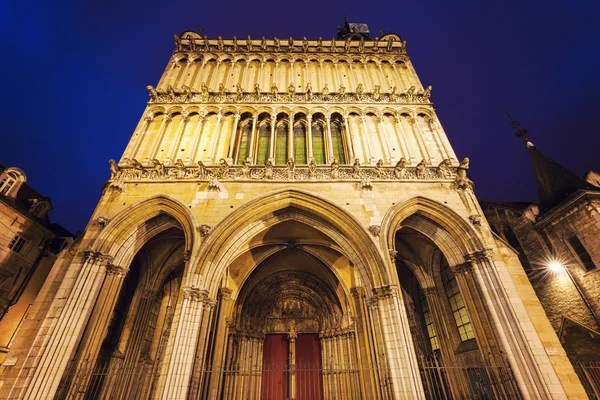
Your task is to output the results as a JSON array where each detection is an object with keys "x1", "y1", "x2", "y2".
[{"x1": 573, "y1": 360, "x2": 600, "y2": 399}]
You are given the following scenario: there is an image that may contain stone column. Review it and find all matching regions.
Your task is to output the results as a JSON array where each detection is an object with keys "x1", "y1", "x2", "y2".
[
  {"x1": 350, "y1": 287, "x2": 375, "y2": 399},
  {"x1": 429, "y1": 117, "x2": 456, "y2": 161},
  {"x1": 325, "y1": 115, "x2": 334, "y2": 163},
  {"x1": 227, "y1": 113, "x2": 241, "y2": 162},
  {"x1": 188, "y1": 299, "x2": 216, "y2": 399},
  {"x1": 206, "y1": 287, "x2": 234, "y2": 399},
  {"x1": 360, "y1": 116, "x2": 373, "y2": 164},
  {"x1": 23, "y1": 251, "x2": 113, "y2": 400},
  {"x1": 288, "y1": 113, "x2": 294, "y2": 161},
  {"x1": 268, "y1": 115, "x2": 276, "y2": 161},
  {"x1": 189, "y1": 115, "x2": 206, "y2": 163},
  {"x1": 376, "y1": 113, "x2": 393, "y2": 163},
  {"x1": 207, "y1": 113, "x2": 223, "y2": 164},
  {"x1": 343, "y1": 114, "x2": 355, "y2": 161},
  {"x1": 393, "y1": 114, "x2": 412, "y2": 162},
  {"x1": 150, "y1": 115, "x2": 172, "y2": 162},
  {"x1": 307, "y1": 115, "x2": 313, "y2": 160},
  {"x1": 407, "y1": 116, "x2": 431, "y2": 162},
  {"x1": 65, "y1": 263, "x2": 128, "y2": 398},
  {"x1": 170, "y1": 114, "x2": 189, "y2": 162},
  {"x1": 128, "y1": 113, "x2": 153, "y2": 160},
  {"x1": 288, "y1": 332, "x2": 297, "y2": 400},
  {"x1": 248, "y1": 115, "x2": 258, "y2": 163}
]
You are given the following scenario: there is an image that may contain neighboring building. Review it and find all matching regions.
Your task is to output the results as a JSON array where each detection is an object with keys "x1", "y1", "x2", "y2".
[
  {"x1": 481, "y1": 129, "x2": 600, "y2": 368},
  {"x1": 0, "y1": 25, "x2": 590, "y2": 399},
  {"x1": 0, "y1": 165, "x2": 73, "y2": 365}
]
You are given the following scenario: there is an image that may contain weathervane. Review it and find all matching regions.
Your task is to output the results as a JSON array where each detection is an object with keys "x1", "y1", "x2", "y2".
[{"x1": 506, "y1": 111, "x2": 533, "y2": 147}]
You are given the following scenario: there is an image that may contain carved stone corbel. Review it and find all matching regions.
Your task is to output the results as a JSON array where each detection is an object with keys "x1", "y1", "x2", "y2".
[
  {"x1": 368, "y1": 225, "x2": 381, "y2": 237},
  {"x1": 198, "y1": 224, "x2": 212, "y2": 237}
]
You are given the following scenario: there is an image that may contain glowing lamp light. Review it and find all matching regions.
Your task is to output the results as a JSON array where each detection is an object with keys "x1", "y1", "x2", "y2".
[{"x1": 548, "y1": 261, "x2": 564, "y2": 272}]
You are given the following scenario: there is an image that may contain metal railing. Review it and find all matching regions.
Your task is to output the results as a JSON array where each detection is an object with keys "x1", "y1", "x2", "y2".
[{"x1": 572, "y1": 360, "x2": 600, "y2": 399}]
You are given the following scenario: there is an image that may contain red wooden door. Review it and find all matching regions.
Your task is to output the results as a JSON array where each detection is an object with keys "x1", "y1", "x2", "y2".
[
  {"x1": 261, "y1": 334, "x2": 288, "y2": 400},
  {"x1": 296, "y1": 333, "x2": 324, "y2": 400}
]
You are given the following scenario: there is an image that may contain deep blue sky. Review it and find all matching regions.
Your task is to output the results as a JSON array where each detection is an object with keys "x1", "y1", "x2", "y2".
[{"x1": 1, "y1": 0, "x2": 599, "y2": 233}]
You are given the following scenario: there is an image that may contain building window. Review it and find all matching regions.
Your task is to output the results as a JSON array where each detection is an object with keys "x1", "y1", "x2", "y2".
[
  {"x1": 0, "y1": 172, "x2": 19, "y2": 196},
  {"x1": 275, "y1": 123, "x2": 288, "y2": 164},
  {"x1": 256, "y1": 122, "x2": 270, "y2": 165},
  {"x1": 312, "y1": 122, "x2": 326, "y2": 164},
  {"x1": 8, "y1": 235, "x2": 27, "y2": 253},
  {"x1": 420, "y1": 289, "x2": 439, "y2": 351},
  {"x1": 440, "y1": 261, "x2": 475, "y2": 341},
  {"x1": 330, "y1": 120, "x2": 346, "y2": 163},
  {"x1": 568, "y1": 236, "x2": 596, "y2": 272},
  {"x1": 236, "y1": 122, "x2": 252, "y2": 164},
  {"x1": 293, "y1": 123, "x2": 307, "y2": 164}
]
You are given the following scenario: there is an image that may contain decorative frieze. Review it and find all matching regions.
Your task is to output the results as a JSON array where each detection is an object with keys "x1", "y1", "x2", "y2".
[{"x1": 113, "y1": 157, "x2": 459, "y2": 184}]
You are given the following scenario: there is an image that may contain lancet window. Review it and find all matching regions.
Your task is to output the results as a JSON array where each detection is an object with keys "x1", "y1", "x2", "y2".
[
  {"x1": 256, "y1": 120, "x2": 271, "y2": 165},
  {"x1": 311, "y1": 120, "x2": 326, "y2": 164},
  {"x1": 293, "y1": 121, "x2": 307, "y2": 164},
  {"x1": 330, "y1": 116, "x2": 346, "y2": 163},
  {"x1": 236, "y1": 118, "x2": 252, "y2": 163},
  {"x1": 275, "y1": 121, "x2": 288, "y2": 164},
  {"x1": 440, "y1": 260, "x2": 475, "y2": 341}
]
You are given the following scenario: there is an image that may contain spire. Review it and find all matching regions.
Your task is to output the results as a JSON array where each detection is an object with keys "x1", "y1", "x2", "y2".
[{"x1": 507, "y1": 113, "x2": 599, "y2": 213}]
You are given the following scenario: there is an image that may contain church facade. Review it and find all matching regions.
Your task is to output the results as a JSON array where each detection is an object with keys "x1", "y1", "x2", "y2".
[{"x1": 0, "y1": 27, "x2": 588, "y2": 399}]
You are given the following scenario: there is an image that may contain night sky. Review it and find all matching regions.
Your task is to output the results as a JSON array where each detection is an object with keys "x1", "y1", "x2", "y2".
[{"x1": 1, "y1": 0, "x2": 599, "y2": 233}]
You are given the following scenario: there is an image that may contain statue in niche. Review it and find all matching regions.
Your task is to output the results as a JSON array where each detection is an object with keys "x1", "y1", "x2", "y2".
[
  {"x1": 308, "y1": 159, "x2": 317, "y2": 179},
  {"x1": 306, "y1": 82, "x2": 313, "y2": 101},
  {"x1": 236, "y1": 83, "x2": 244, "y2": 100},
  {"x1": 181, "y1": 85, "x2": 192, "y2": 102},
  {"x1": 274, "y1": 37, "x2": 280, "y2": 51},
  {"x1": 175, "y1": 159, "x2": 186, "y2": 178},
  {"x1": 288, "y1": 36, "x2": 294, "y2": 49},
  {"x1": 173, "y1": 34, "x2": 181, "y2": 51},
  {"x1": 376, "y1": 159, "x2": 384, "y2": 177},
  {"x1": 167, "y1": 85, "x2": 176, "y2": 101},
  {"x1": 241, "y1": 160, "x2": 251, "y2": 178},
  {"x1": 416, "y1": 159, "x2": 428, "y2": 179},
  {"x1": 358, "y1": 37, "x2": 365, "y2": 53},
  {"x1": 373, "y1": 37, "x2": 379, "y2": 52},
  {"x1": 387, "y1": 36, "x2": 394, "y2": 52},
  {"x1": 352, "y1": 158, "x2": 361, "y2": 179},
  {"x1": 218, "y1": 83, "x2": 226, "y2": 99},
  {"x1": 217, "y1": 36, "x2": 224, "y2": 51},
  {"x1": 264, "y1": 160, "x2": 273, "y2": 179},
  {"x1": 437, "y1": 158, "x2": 452, "y2": 179},
  {"x1": 288, "y1": 83, "x2": 295, "y2": 101},
  {"x1": 217, "y1": 158, "x2": 229, "y2": 179},
  {"x1": 109, "y1": 159, "x2": 121, "y2": 180},
  {"x1": 261, "y1": 36, "x2": 267, "y2": 50},
  {"x1": 232, "y1": 36, "x2": 238, "y2": 51},
  {"x1": 302, "y1": 37, "x2": 308, "y2": 51},
  {"x1": 322, "y1": 83, "x2": 329, "y2": 99},
  {"x1": 373, "y1": 85, "x2": 381, "y2": 101},
  {"x1": 455, "y1": 157, "x2": 474, "y2": 190},
  {"x1": 344, "y1": 38, "x2": 350, "y2": 53},
  {"x1": 203, "y1": 35, "x2": 209, "y2": 51},
  {"x1": 330, "y1": 38, "x2": 336, "y2": 52},
  {"x1": 330, "y1": 158, "x2": 340, "y2": 179},
  {"x1": 423, "y1": 85, "x2": 432, "y2": 101},
  {"x1": 390, "y1": 86, "x2": 398, "y2": 102},
  {"x1": 287, "y1": 157, "x2": 295, "y2": 179},
  {"x1": 146, "y1": 85, "x2": 158, "y2": 101},
  {"x1": 200, "y1": 82, "x2": 209, "y2": 101},
  {"x1": 196, "y1": 160, "x2": 207, "y2": 178},
  {"x1": 254, "y1": 83, "x2": 261, "y2": 99},
  {"x1": 316, "y1": 37, "x2": 323, "y2": 51},
  {"x1": 271, "y1": 83, "x2": 278, "y2": 99},
  {"x1": 246, "y1": 35, "x2": 252, "y2": 51},
  {"x1": 406, "y1": 85, "x2": 415, "y2": 102},
  {"x1": 394, "y1": 157, "x2": 408, "y2": 178}
]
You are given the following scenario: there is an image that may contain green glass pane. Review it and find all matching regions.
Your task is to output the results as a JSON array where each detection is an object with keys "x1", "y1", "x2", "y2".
[
  {"x1": 276, "y1": 124, "x2": 287, "y2": 164},
  {"x1": 312, "y1": 123, "x2": 325, "y2": 164},
  {"x1": 256, "y1": 124, "x2": 270, "y2": 164},
  {"x1": 331, "y1": 122, "x2": 346, "y2": 163},
  {"x1": 294, "y1": 124, "x2": 307, "y2": 164},
  {"x1": 237, "y1": 124, "x2": 251, "y2": 163}
]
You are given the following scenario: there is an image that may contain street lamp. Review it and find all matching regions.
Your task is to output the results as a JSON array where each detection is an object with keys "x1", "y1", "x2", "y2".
[{"x1": 548, "y1": 261, "x2": 564, "y2": 272}]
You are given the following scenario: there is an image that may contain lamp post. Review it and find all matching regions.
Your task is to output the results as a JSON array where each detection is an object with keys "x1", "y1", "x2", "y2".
[{"x1": 548, "y1": 260, "x2": 600, "y2": 327}]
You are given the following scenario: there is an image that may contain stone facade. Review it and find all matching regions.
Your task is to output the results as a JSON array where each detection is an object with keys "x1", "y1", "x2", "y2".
[{"x1": 0, "y1": 28, "x2": 589, "y2": 399}]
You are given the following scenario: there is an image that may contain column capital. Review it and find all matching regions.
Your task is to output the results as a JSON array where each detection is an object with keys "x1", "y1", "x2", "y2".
[
  {"x1": 105, "y1": 264, "x2": 127, "y2": 277},
  {"x1": 351, "y1": 286, "x2": 366, "y2": 299},
  {"x1": 464, "y1": 248, "x2": 493, "y2": 264},
  {"x1": 449, "y1": 262, "x2": 473, "y2": 275},
  {"x1": 422, "y1": 287, "x2": 437, "y2": 298},
  {"x1": 183, "y1": 250, "x2": 191, "y2": 262},
  {"x1": 288, "y1": 331, "x2": 298, "y2": 342},
  {"x1": 219, "y1": 287, "x2": 233, "y2": 300},
  {"x1": 183, "y1": 286, "x2": 208, "y2": 302},
  {"x1": 141, "y1": 288, "x2": 158, "y2": 300},
  {"x1": 373, "y1": 285, "x2": 398, "y2": 299},
  {"x1": 388, "y1": 249, "x2": 398, "y2": 262}
]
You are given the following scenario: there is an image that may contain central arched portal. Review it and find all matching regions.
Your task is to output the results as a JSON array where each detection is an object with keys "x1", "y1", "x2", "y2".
[{"x1": 217, "y1": 220, "x2": 361, "y2": 400}]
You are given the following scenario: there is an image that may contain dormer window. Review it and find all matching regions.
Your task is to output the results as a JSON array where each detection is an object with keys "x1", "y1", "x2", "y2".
[{"x1": 0, "y1": 168, "x2": 26, "y2": 198}]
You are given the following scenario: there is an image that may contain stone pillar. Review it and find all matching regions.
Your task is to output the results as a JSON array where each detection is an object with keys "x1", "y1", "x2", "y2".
[
  {"x1": 350, "y1": 287, "x2": 376, "y2": 399},
  {"x1": 268, "y1": 115, "x2": 276, "y2": 160},
  {"x1": 288, "y1": 332, "x2": 297, "y2": 400},
  {"x1": 371, "y1": 285, "x2": 425, "y2": 399},
  {"x1": 248, "y1": 115, "x2": 258, "y2": 163},
  {"x1": 207, "y1": 113, "x2": 223, "y2": 164},
  {"x1": 376, "y1": 113, "x2": 393, "y2": 163},
  {"x1": 189, "y1": 115, "x2": 205, "y2": 162},
  {"x1": 343, "y1": 114, "x2": 355, "y2": 161},
  {"x1": 360, "y1": 116, "x2": 373, "y2": 164},
  {"x1": 65, "y1": 263, "x2": 128, "y2": 398},
  {"x1": 159, "y1": 286, "x2": 212, "y2": 400},
  {"x1": 307, "y1": 115, "x2": 313, "y2": 160},
  {"x1": 128, "y1": 113, "x2": 153, "y2": 160},
  {"x1": 206, "y1": 287, "x2": 234, "y2": 399},
  {"x1": 407, "y1": 116, "x2": 431, "y2": 163},
  {"x1": 22, "y1": 251, "x2": 113, "y2": 400},
  {"x1": 393, "y1": 114, "x2": 412, "y2": 163},
  {"x1": 188, "y1": 299, "x2": 216, "y2": 399},
  {"x1": 325, "y1": 115, "x2": 334, "y2": 163},
  {"x1": 227, "y1": 113, "x2": 241, "y2": 162},
  {"x1": 288, "y1": 113, "x2": 294, "y2": 161}
]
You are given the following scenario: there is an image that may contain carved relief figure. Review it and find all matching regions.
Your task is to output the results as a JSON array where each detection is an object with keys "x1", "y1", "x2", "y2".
[
  {"x1": 173, "y1": 34, "x2": 181, "y2": 51},
  {"x1": 373, "y1": 37, "x2": 379, "y2": 52},
  {"x1": 218, "y1": 83, "x2": 226, "y2": 99},
  {"x1": 203, "y1": 35, "x2": 209, "y2": 51},
  {"x1": 373, "y1": 85, "x2": 381, "y2": 101},
  {"x1": 181, "y1": 85, "x2": 192, "y2": 102},
  {"x1": 200, "y1": 82, "x2": 209, "y2": 101},
  {"x1": 302, "y1": 37, "x2": 308, "y2": 52},
  {"x1": 416, "y1": 159, "x2": 427, "y2": 179},
  {"x1": 246, "y1": 35, "x2": 252, "y2": 51},
  {"x1": 390, "y1": 86, "x2": 398, "y2": 102},
  {"x1": 339, "y1": 84, "x2": 345, "y2": 96},
  {"x1": 322, "y1": 84, "x2": 329, "y2": 99},
  {"x1": 261, "y1": 36, "x2": 267, "y2": 50},
  {"x1": 376, "y1": 159, "x2": 384, "y2": 177},
  {"x1": 271, "y1": 83, "x2": 278, "y2": 99},
  {"x1": 288, "y1": 37, "x2": 294, "y2": 49},
  {"x1": 406, "y1": 86, "x2": 415, "y2": 101},
  {"x1": 151, "y1": 159, "x2": 165, "y2": 178},
  {"x1": 175, "y1": 159, "x2": 186, "y2": 178},
  {"x1": 356, "y1": 83, "x2": 364, "y2": 99},
  {"x1": 394, "y1": 157, "x2": 408, "y2": 178},
  {"x1": 274, "y1": 37, "x2": 280, "y2": 51},
  {"x1": 358, "y1": 37, "x2": 365, "y2": 53},
  {"x1": 330, "y1": 158, "x2": 340, "y2": 179},
  {"x1": 352, "y1": 158, "x2": 361, "y2": 179},
  {"x1": 241, "y1": 160, "x2": 251, "y2": 178},
  {"x1": 146, "y1": 85, "x2": 158, "y2": 101},
  {"x1": 109, "y1": 159, "x2": 121, "y2": 180},
  {"x1": 345, "y1": 39, "x2": 351, "y2": 53},
  {"x1": 167, "y1": 85, "x2": 176, "y2": 101},
  {"x1": 455, "y1": 157, "x2": 474, "y2": 190},
  {"x1": 217, "y1": 158, "x2": 229, "y2": 179},
  {"x1": 387, "y1": 36, "x2": 394, "y2": 51},
  {"x1": 423, "y1": 85, "x2": 432, "y2": 101},
  {"x1": 287, "y1": 158, "x2": 295, "y2": 179},
  {"x1": 254, "y1": 83, "x2": 261, "y2": 99},
  {"x1": 232, "y1": 36, "x2": 238, "y2": 51},
  {"x1": 196, "y1": 160, "x2": 207, "y2": 178},
  {"x1": 436, "y1": 158, "x2": 452, "y2": 179},
  {"x1": 308, "y1": 159, "x2": 317, "y2": 179},
  {"x1": 236, "y1": 83, "x2": 244, "y2": 100},
  {"x1": 217, "y1": 36, "x2": 224, "y2": 51},
  {"x1": 264, "y1": 160, "x2": 273, "y2": 179},
  {"x1": 330, "y1": 39, "x2": 336, "y2": 52},
  {"x1": 288, "y1": 83, "x2": 295, "y2": 101},
  {"x1": 316, "y1": 37, "x2": 323, "y2": 51},
  {"x1": 306, "y1": 82, "x2": 312, "y2": 101}
]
